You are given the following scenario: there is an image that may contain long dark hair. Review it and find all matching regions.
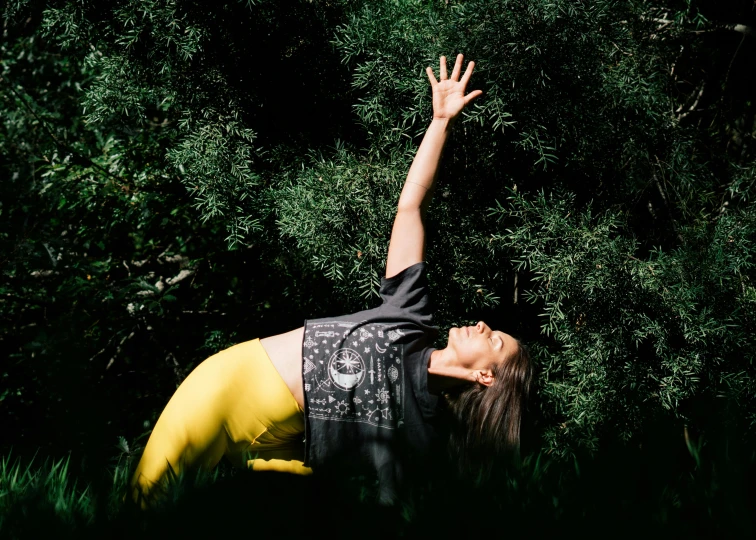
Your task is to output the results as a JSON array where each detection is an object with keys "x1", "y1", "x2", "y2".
[{"x1": 443, "y1": 339, "x2": 534, "y2": 476}]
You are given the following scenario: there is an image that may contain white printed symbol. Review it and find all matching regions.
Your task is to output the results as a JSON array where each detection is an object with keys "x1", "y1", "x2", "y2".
[
  {"x1": 375, "y1": 343, "x2": 387, "y2": 354},
  {"x1": 304, "y1": 336, "x2": 317, "y2": 348},
  {"x1": 303, "y1": 359, "x2": 317, "y2": 375},
  {"x1": 388, "y1": 365, "x2": 399, "y2": 382},
  {"x1": 328, "y1": 395, "x2": 335, "y2": 403},
  {"x1": 375, "y1": 388, "x2": 390, "y2": 404},
  {"x1": 327, "y1": 349, "x2": 366, "y2": 391},
  {"x1": 359, "y1": 328, "x2": 374, "y2": 341},
  {"x1": 316, "y1": 331, "x2": 339, "y2": 338},
  {"x1": 335, "y1": 400, "x2": 350, "y2": 416},
  {"x1": 378, "y1": 330, "x2": 384, "y2": 338},
  {"x1": 387, "y1": 330, "x2": 404, "y2": 341}
]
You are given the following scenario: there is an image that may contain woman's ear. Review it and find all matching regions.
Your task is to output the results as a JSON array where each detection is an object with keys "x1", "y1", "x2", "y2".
[{"x1": 475, "y1": 369, "x2": 494, "y2": 387}]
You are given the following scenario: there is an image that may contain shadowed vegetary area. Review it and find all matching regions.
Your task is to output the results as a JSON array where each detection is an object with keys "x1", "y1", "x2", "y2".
[{"x1": 1, "y1": 0, "x2": 756, "y2": 536}]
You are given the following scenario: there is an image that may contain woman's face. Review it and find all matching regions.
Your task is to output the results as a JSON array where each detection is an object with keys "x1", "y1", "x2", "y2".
[{"x1": 446, "y1": 321, "x2": 518, "y2": 372}]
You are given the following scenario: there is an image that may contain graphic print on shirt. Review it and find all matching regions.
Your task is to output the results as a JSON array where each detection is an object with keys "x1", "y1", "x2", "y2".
[
  {"x1": 304, "y1": 321, "x2": 405, "y2": 429},
  {"x1": 328, "y1": 348, "x2": 365, "y2": 390}
]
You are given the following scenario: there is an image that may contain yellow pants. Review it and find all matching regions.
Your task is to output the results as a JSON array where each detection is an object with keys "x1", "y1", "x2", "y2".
[{"x1": 130, "y1": 338, "x2": 311, "y2": 506}]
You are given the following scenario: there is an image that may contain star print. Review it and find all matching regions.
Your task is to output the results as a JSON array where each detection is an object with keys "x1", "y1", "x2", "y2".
[
  {"x1": 352, "y1": 341, "x2": 359, "y2": 347},
  {"x1": 364, "y1": 347, "x2": 370, "y2": 354}
]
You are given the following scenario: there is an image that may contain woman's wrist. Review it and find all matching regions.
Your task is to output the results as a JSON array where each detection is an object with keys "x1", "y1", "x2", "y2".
[{"x1": 431, "y1": 116, "x2": 454, "y2": 128}]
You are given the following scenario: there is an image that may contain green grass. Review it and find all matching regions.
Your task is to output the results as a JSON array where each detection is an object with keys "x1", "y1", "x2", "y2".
[
  {"x1": 0, "y1": 453, "x2": 94, "y2": 538},
  {"x1": 1, "y1": 433, "x2": 754, "y2": 539}
]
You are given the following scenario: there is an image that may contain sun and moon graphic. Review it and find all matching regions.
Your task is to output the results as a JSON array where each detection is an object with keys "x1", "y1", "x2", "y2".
[
  {"x1": 303, "y1": 323, "x2": 409, "y2": 428},
  {"x1": 327, "y1": 348, "x2": 366, "y2": 390}
]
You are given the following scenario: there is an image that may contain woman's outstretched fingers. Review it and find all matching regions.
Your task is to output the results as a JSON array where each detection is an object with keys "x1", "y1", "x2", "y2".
[
  {"x1": 461, "y1": 60, "x2": 475, "y2": 86},
  {"x1": 450, "y1": 53, "x2": 464, "y2": 81},
  {"x1": 426, "y1": 66, "x2": 437, "y2": 86},
  {"x1": 464, "y1": 89, "x2": 484, "y2": 105},
  {"x1": 439, "y1": 55, "x2": 448, "y2": 80}
]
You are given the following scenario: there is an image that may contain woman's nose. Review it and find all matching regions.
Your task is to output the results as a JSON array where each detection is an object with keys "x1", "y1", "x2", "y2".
[{"x1": 476, "y1": 321, "x2": 484, "y2": 332}]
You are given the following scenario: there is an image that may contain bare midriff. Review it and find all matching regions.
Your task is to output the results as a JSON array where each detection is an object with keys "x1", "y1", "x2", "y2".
[{"x1": 259, "y1": 327, "x2": 305, "y2": 410}]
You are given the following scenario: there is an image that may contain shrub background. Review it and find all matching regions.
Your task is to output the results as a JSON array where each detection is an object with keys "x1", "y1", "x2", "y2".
[{"x1": 2, "y1": 0, "x2": 756, "y2": 533}]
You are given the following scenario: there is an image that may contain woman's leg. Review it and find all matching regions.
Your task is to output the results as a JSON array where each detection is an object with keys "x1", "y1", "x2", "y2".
[
  {"x1": 130, "y1": 341, "x2": 266, "y2": 505},
  {"x1": 129, "y1": 339, "x2": 310, "y2": 506},
  {"x1": 222, "y1": 339, "x2": 312, "y2": 474}
]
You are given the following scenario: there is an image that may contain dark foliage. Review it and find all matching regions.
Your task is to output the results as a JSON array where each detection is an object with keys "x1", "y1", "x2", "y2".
[{"x1": 2, "y1": 0, "x2": 756, "y2": 534}]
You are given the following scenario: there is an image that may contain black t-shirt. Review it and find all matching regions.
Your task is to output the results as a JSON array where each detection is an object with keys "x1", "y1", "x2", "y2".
[{"x1": 301, "y1": 262, "x2": 440, "y2": 502}]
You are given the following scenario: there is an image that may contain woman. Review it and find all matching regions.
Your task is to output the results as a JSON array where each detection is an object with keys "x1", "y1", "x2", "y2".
[{"x1": 130, "y1": 54, "x2": 533, "y2": 507}]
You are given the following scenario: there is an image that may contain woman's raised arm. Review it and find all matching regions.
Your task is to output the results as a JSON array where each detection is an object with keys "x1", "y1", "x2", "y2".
[{"x1": 385, "y1": 54, "x2": 482, "y2": 278}]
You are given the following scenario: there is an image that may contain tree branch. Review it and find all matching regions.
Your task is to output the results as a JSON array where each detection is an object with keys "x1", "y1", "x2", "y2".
[
  {"x1": 691, "y1": 23, "x2": 755, "y2": 38},
  {"x1": 1, "y1": 75, "x2": 132, "y2": 185}
]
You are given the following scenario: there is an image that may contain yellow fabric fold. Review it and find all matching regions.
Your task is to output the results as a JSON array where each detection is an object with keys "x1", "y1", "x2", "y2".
[{"x1": 129, "y1": 338, "x2": 306, "y2": 507}]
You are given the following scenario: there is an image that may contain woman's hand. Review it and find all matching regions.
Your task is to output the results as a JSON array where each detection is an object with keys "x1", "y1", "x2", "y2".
[{"x1": 426, "y1": 54, "x2": 483, "y2": 121}]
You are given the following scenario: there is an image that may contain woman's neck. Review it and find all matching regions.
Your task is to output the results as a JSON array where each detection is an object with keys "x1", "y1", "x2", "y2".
[{"x1": 427, "y1": 348, "x2": 473, "y2": 393}]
